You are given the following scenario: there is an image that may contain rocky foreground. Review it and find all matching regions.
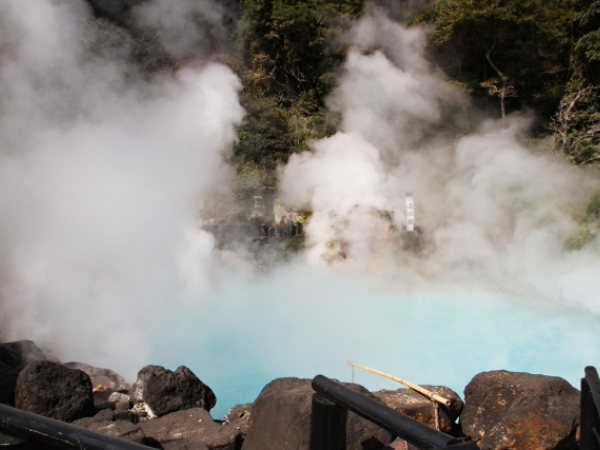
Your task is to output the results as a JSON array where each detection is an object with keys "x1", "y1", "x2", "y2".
[{"x1": 0, "y1": 340, "x2": 581, "y2": 450}]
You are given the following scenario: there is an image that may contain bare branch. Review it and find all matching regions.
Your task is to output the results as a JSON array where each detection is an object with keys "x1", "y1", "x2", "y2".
[
  {"x1": 549, "y1": 85, "x2": 600, "y2": 160},
  {"x1": 481, "y1": 41, "x2": 516, "y2": 120}
]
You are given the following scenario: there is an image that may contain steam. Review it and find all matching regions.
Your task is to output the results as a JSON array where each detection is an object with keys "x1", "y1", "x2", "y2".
[
  {"x1": 0, "y1": 0, "x2": 243, "y2": 376},
  {"x1": 132, "y1": 0, "x2": 237, "y2": 60},
  {"x1": 280, "y1": 13, "x2": 600, "y2": 307}
]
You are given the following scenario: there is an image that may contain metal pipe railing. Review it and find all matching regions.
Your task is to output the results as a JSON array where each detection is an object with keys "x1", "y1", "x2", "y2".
[
  {"x1": 310, "y1": 375, "x2": 477, "y2": 450},
  {"x1": 0, "y1": 404, "x2": 151, "y2": 450},
  {"x1": 582, "y1": 366, "x2": 600, "y2": 450}
]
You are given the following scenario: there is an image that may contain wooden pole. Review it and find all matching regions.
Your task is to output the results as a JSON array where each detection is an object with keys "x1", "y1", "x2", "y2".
[{"x1": 346, "y1": 361, "x2": 452, "y2": 408}]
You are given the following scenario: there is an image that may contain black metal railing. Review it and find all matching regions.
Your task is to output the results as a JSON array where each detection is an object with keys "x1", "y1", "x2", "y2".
[
  {"x1": 309, "y1": 375, "x2": 478, "y2": 450},
  {"x1": 0, "y1": 404, "x2": 151, "y2": 450},
  {"x1": 582, "y1": 366, "x2": 600, "y2": 450}
]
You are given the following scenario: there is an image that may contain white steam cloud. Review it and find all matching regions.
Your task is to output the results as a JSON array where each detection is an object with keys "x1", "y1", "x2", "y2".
[
  {"x1": 0, "y1": 0, "x2": 243, "y2": 377},
  {"x1": 280, "y1": 13, "x2": 600, "y2": 311}
]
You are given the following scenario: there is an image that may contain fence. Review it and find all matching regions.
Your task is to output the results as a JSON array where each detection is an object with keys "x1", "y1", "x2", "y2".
[
  {"x1": 582, "y1": 366, "x2": 600, "y2": 450},
  {"x1": 0, "y1": 403, "x2": 150, "y2": 450},
  {"x1": 309, "y1": 374, "x2": 479, "y2": 450}
]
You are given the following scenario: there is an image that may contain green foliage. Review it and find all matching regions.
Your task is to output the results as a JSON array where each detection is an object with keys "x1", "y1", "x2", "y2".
[
  {"x1": 572, "y1": 1, "x2": 600, "y2": 85},
  {"x1": 577, "y1": 30, "x2": 600, "y2": 64},
  {"x1": 235, "y1": 161, "x2": 269, "y2": 195},
  {"x1": 544, "y1": 1, "x2": 600, "y2": 164},
  {"x1": 232, "y1": 0, "x2": 359, "y2": 201},
  {"x1": 232, "y1": 91, "x2": 338, "y2": 199},
  {"x1": 565, "y1": 226, "x2": 597, "y2": 250},
  {"x1": 565, "y1": 192, "x2": 600, "y2": 249},
  {"x1": 416, "y1": 0, "x2": 573, "y2": 117},
  {"x1": 550, "y1": 81, "x2": 600, "y2": 165},
  {"x1": 586, "y1": 191, "x2": 600, "y2": 219},
  {"x1": 417, "y1": 0, "x2": 600, "y2": 166},
  {"x1": 82, "y1": 17, "x2": 179, "y2": 74},
  {"x1": 240, "y1": 0, "x2": 363, "y2": 102}
]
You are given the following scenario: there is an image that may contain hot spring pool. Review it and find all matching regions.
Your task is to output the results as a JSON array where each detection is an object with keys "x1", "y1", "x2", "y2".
[{"x1": 147, "y1": 266, "x2": 600, "y2": 419}]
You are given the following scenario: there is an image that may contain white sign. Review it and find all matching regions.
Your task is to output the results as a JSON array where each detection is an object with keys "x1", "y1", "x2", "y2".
[{"x1": 405, "y1": 192, "x2": 414, "y2": 232}]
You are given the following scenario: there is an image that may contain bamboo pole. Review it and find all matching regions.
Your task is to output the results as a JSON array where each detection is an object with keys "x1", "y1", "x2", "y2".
[{"x1": 346, "y1": 361, "x2": 452, "y2": 407}]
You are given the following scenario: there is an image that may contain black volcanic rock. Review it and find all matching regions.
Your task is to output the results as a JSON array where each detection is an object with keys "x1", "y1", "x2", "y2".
[
  {"x1": 241, "y1": 377, "x2": 393, "y2": 450},
  {"x1": 65, "y1": 362, "x2": 129, "y2": 392},
  {"x1": 15, "y1": 360, "x2": 95, "y2": 422},
  {"x1": 73, "y1": 410, "x2": 146, "y2": 445},
  {"x1": 223, "y1": 403, "x2": 252, "y2": 440},
  {"x1": 0, "y1": 340, "x2": 46, "y2": 371},
  {"x1": 133, "y1": 365, "x2": 216, "y2": 417},
  {"x1": 374, "y1": 385, "x2": 463, "y2": 435},
  {"x1": 139, "y1": 408, "x2": 239, "y2": 450},
  {"x1": 83, "y1": 420, "x2": 147, "y2": 445},
  {"x1": 64, "y1": 362, "x2": 131, "y2": 411},
  {"x1": 0, "y1": 340, "x2": 46, "y2": 405},
  {"x1": 0, "y1": 361, "x2": 19, "y2": 404},
  {"x1": 460, "y1": 370, "x2": 580, "y2": 450}
]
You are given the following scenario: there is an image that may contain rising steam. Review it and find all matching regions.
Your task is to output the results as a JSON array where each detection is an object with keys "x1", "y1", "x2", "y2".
[
  {"x1": 280, "y1": 13, "x2": 600, "y2": 308},
  {"x1": 0, "y1": 0, "x2": 243, "y2": 375}
]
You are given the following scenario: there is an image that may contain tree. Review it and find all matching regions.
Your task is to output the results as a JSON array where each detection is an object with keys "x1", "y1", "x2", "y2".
[
  {"x1": 549, "y1": 83, "x2": 600, "y2": 164},
  {"x1": 416, "y1": 0, "x2": 573, "y2": 119},
  {"x1": 240, "y1": 0, "x2": 363, "y2": 102},
  {"x1": 231, "y1": 0, "x2": 362, "y2": 201},
  {"x1": 546, "y1": 0, "x2": 600, "y2": 164},
  {"x1": 480, "y1": 41, "x2": 518, "y2": 120}
]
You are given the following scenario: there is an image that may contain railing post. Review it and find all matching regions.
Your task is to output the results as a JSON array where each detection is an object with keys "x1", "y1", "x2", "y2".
[
  {"x1": 0, "y1": 431, "x2": 31, "y2": 450},
  {"x1": 582, "y1": 367, "x2": 600, "y2": 450},
  {"x1": 312, "y1": 375, "x2": 459, "y2": 450},
  {"x1": 309, "y1": 393, "x2": 347, "y2": 450}
]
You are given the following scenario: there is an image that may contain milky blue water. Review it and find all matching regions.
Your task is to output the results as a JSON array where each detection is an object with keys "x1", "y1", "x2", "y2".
[{"x1": 148, "y1": 269, "x2": 600, "y2": 419}]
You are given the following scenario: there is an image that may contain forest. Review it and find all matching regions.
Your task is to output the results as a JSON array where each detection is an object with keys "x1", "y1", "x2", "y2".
[
  {"x1": 86, "y1": 0, "x2": 600, "y2": 219},
  {"x1": 232, "y1": 0, "x2": 600, "y2": 189}
]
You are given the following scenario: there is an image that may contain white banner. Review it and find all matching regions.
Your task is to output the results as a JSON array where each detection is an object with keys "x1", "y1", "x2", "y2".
[{"x1": 405, "y1": 192, "x2": 414, "y2": 232}]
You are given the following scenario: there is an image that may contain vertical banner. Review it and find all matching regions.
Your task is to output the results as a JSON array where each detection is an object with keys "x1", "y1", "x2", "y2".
[{"x1": 405, "y1": 192, "x2": 414, "y2": 232}]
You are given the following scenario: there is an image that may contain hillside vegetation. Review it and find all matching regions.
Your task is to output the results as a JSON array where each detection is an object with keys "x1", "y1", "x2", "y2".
[
  {"x1": 234, "y1": 0, "x2": 600, "y2": 202},
  {"x1": 86, "y1": 0, "x2": 600, "y2": 203}
]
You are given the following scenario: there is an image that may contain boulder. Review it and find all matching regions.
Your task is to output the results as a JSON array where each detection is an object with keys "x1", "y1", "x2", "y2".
[
  {"x1": 223, "y1": 404, "x2": 252, "y2": 439},
  {"x1": 110, "y1": 391, "x2": 134, "y2": 410},
  {"x1": 64, "y1": 362, "x2": 131, "y2": 410},
  {"x1": 133, "y1": 365, "x2": 216, "y2": 417},
  {"x1": 240, "y1": 377, "x2": 394, "y2": 450},
  {"x1": 74, "y1": 405, "x2": 139, "y2": 424},
  {"x1": 0, "y1": 340, "x2": 46, "y2": 405},
  {"x1": 64, "y1": 362, "x2": 129, "y2": 392},
  {"x1": 73, "y1": 413, "x2": 146, "y2": 445},
  {"x1": 139, "y1": 408, "x2": 240, "y2": 450},
  {"x1": 0, "y1": 362, "x2": 20, "y2": 404},
  {"x1": 82, "y1": 420, "x2": 146, "y2": 445},
  {"x1": 385, "y1": 438, "x2": 415, "y2": 450},
  {"x1": 15, "y1": 360, "x2": 95, "y2": 422},
  {"x1": 374, "y1": 386, "x2": 463, "y2": 434},
  {"x1": 460, "y1": 370, "x2": 580, "y2": 450},
  {"x1": 0, "y1": 340, "x2": 46, "y2": 370}
]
